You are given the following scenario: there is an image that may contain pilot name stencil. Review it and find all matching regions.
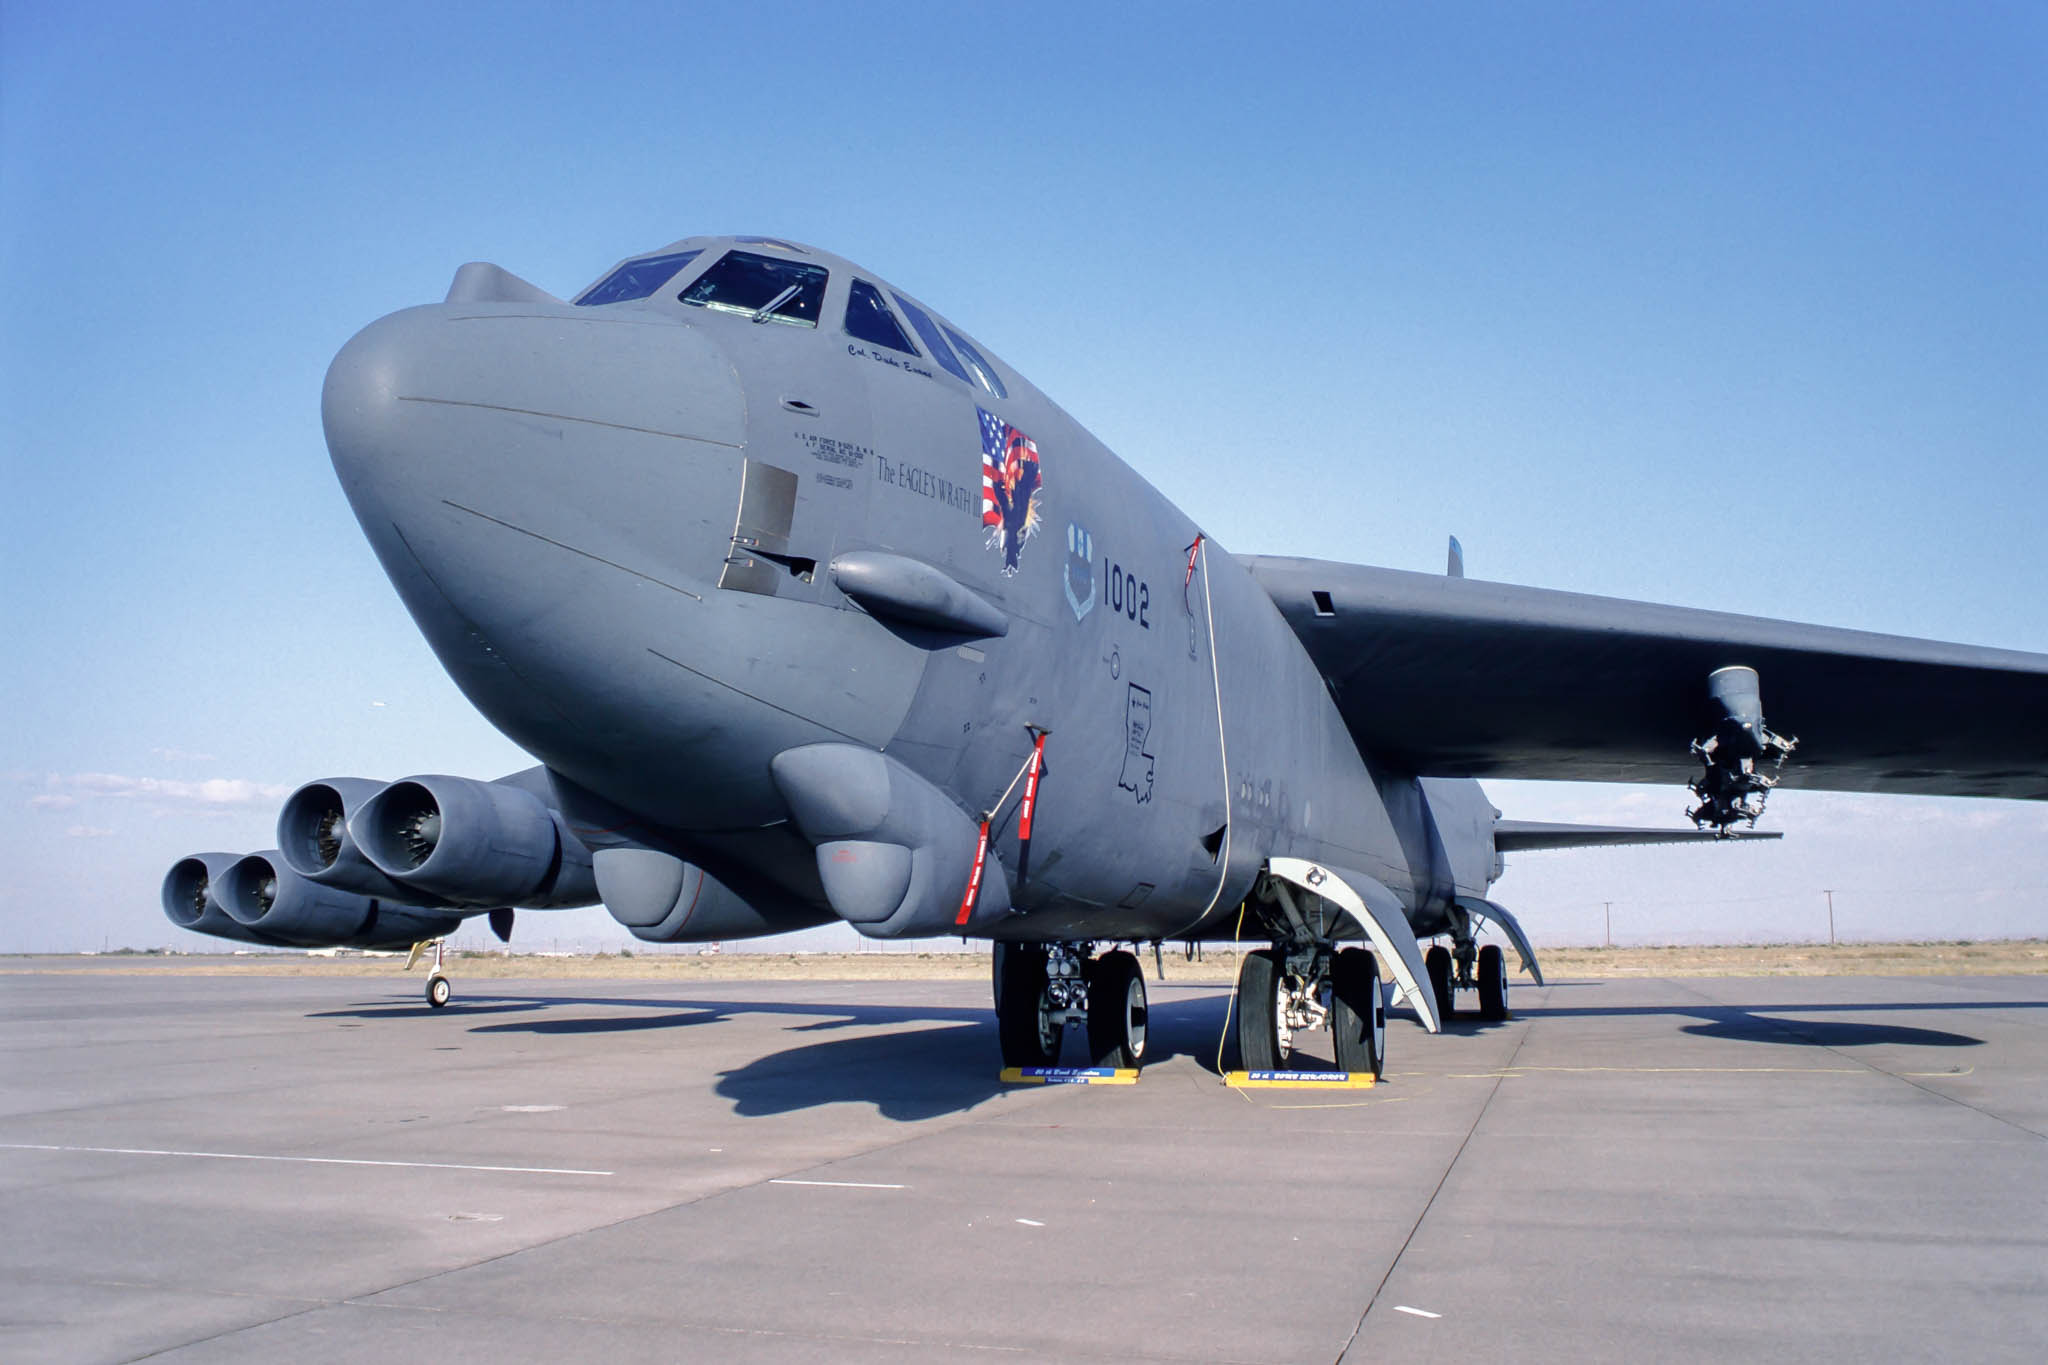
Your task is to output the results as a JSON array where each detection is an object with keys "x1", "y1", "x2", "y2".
[{"x1": 1118, "y1": 684, "x2": 1155, "y2": 804}]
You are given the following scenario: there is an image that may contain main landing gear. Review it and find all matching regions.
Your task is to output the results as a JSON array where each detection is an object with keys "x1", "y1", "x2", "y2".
[
  {"x1": 1232, "y1": 941, "x2": 1386, "y2": 1079},
  {"x1": 1424, "y1": 907, "x2": 1509, "y2": 1022},
  {"x1": 994, "y1": 942, "x2": 1149, "y2": 1069}
]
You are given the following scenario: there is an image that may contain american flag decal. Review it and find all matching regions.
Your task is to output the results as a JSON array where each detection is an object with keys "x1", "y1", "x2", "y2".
[{"x1": 978, "y1": 407, "x2": 1043, "y2": 576}]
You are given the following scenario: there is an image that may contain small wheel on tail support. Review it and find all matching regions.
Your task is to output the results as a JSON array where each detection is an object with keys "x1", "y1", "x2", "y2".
[
  {"x1": 997, "y1": 944, "x2": 1060, "y2": 1067},
  {"x1": 427, "y1": 974, "x2": 452, "y2": 1009},
  {"x1": 1086, "y1": 950, "x2": 1148, "y2": 1069},
  {"x1": 1233, "y1": 948, "x2": 1288, "y2": 1072},
  {"x1": 1477, "y1": 943, "x2": 1508, "y2": 1021},
  {"x1": 1330, "y1": 947, "x2": 1385, "y2": 1079},
  {"x1": 1425, "y1": 944, "x2": 1454, "y2": 1023}
]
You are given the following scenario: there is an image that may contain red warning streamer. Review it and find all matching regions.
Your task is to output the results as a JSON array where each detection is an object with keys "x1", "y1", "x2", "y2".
[
  {"x1": 1182, "y1": 534, "x2": 1204, "y2": 611},
  {"x1": 956, "y1": 819, "x2": 991, "y2": 927},
  {"x1": 1016, "y1": 733, "x2": 1047, "y2": 842}
]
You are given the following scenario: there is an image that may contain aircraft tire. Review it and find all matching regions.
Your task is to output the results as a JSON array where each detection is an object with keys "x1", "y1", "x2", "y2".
[
  {"x1": 427, "y1": 974, "x2": 451, "y2": 1009},
  {"x1": 1477, "y1": 944, "x2": 1508, "y2": 1021},
  {"x1": 1330, "y1": 948, "x2": 1385, "y2": 1079},
  {"x1": 1425, "y1": 944, "x2": 1454, "y2": 1023},
  {"x1": 1235, "y1": 949, "x2": 1286, "y2": 1072},
  {"x1": 1086, "y1": 950, "x2": 1148, "y2": 1069},
  {"x1": 997, "y1": 944, "x2": 1060, "y2": 1067}
]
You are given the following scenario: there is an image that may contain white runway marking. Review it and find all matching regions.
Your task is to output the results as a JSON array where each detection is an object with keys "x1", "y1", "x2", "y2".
[
  {"x1": 768, "y1": 1177, "x2": 906, "y2": 1189},
  {"x1": 0, "y1": 1142, "x2": 611, "y2": 1177},
  {"x1": 1394, "y1": 1305, "x2": 1442, "y2": 1319},
  {"x1": 1015, "y1": 1218, "x2": 1045, "y2": 1227}
]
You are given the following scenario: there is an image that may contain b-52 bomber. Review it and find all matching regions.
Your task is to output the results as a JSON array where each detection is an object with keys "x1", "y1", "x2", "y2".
[{"x1": 164, "y1": 235, "x2": 2048, "y2": 1074}]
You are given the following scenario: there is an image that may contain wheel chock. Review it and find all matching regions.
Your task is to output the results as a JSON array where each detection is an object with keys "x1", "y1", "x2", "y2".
[
  {"x1": 1224, "y1": 1069, "x2": 1376, "y2": 1089},
  {"x1": 999, "y1": 1066, "x2": 1139, "y2": 1085}
]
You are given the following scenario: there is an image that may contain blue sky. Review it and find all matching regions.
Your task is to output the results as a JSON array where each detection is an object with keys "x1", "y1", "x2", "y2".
[{"x1": 3, "y1": 1, "x2": 2043, "y2": 953}]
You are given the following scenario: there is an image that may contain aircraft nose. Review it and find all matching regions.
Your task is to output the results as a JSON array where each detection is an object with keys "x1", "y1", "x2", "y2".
[{"x1": 321, "y1": 300, "x2": 746, "y2": 534}]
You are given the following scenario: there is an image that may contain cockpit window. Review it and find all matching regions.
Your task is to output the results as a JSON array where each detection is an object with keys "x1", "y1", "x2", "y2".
[
  {"x1": 680, "y1": 251, "x2": 828, "y2": 327},
  {"x1": 575, "y1": 250, "x2": 703, "y2": 306},
  {"x1": 890, "y1": 292, "x2": 973, "y2": 385},
  {"x1": 844, "y1": 279, "x2": 918, "y2": 355},
  {"x1": 942, "y1": 326, "x2": 1007, "y2": 399}
]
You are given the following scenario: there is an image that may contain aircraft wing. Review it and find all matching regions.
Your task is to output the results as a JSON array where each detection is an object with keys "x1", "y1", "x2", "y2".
[
  {"x1": 1244, "y1": 556, "x2": 2048, "y2": 799},
  {"x1": 1492, "y1": 821, "x2": 1783, "y2": 851}
]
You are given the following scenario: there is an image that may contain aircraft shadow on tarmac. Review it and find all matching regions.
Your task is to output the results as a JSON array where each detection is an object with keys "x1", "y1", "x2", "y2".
[
  {"x1": 304, "y1": 987, "x2": 2034, "y2": 1114},
  {"x1": 713, "y1": 992, "x2": 1237, "y2": 1119},
  {"x1": 1510, "y1": 998, "x2": 2031, "y2": 1049}
]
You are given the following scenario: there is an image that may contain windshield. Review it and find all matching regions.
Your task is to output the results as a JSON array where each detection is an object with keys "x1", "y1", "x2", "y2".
[
  {"x1": 575, "y1": 250, "x2": 702, "y2": 306},
  {"x1": 680, "y1": 251, "x2": 829, "y2": 327}
]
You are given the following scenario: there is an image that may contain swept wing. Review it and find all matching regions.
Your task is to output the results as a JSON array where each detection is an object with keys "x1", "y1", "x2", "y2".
[{"x1": 1246, "y1": 557, "x2": 2048, "y2": 799}]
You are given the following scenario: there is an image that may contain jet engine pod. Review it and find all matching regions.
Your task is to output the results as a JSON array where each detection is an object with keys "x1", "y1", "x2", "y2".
[
  {"x1": 161, "y1": 853, "x2": 286, "y2": 946},
  {"x1": 276, "y1": 777, "x2": 446, "y2": 902},
  {"x1": 595, "y1": 848, "x2": 831, "y2": 942},
  {"x1": 351, "y1": 775, "x2": 579, "y2": 907},
  {"x1": 215, "y1": 851, "x2": 463, "y2": 948},
  {"x1": 770, "y1": 743, "x2": 1011, "y2": 938}
]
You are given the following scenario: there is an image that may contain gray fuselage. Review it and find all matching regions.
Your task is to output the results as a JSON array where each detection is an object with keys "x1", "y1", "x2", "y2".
[{"x1": 319, "y1": 237, "x2": 1494, "y2": 944}]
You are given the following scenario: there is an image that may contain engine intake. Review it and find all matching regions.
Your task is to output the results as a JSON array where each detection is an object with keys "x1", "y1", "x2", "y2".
[
  {"x1": 350, "y1": 774, "x2": 595, "y2": 907},
  {"x1": 215, "y1": 851, "x2": 462, "y2": 948},
  {"x1": 161, "y1": 853, "x2": 286, "y2": 947},
  {"x1": 276, "y1": 777, "x2": 448, "y2": 903}
]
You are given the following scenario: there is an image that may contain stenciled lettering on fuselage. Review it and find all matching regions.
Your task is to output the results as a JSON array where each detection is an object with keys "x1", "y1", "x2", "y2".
[
  {"x1": 800, "y1": 431, "x2": 869, "y2": 493},
  {"x1": 1118, "y1": 683, "x2": 1155, "y2": 804},
  {"x1": 979, "y1": 407, "x2": 1043, "y2": 576},
  {"x1": 874, "y1": 453, "x2": 975, "y2": 512}
]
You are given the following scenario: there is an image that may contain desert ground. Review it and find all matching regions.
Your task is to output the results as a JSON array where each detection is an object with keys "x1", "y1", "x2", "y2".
[{"x1": 5, "y1": 939, "x2": 2042, "y2": 983}]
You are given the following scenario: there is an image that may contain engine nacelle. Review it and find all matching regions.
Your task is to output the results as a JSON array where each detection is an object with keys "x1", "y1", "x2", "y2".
[
  {"x1": 216, "y1": 851, "x2": 463, "y2": 949},
  {"x1": 276, "y1": 777, "x2": 452, "y2": 904},
  {"x1": 595, "y1": 848, "x2": 835, "y2": 943},
  {"x1": 161, "y1": 853, "x2": 290, "y2": 947},
  {"x1": 350, "y1": 774, "x2": 596, "y2": 908}
]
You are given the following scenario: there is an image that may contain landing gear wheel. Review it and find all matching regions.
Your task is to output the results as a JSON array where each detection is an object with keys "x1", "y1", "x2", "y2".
[
  {"x1": 997, "y1": 944, "x2": 1060, "y2": 1067},
  {"x1": 426, "y1": 974, "x2": 451, "y2": 1009},
  {"x1": 1234, "y1": 948, "x2": 1288, "y2": 1072},
  {"x1": 1330, "y1": 948, "x2": 1385, "y2": 1079},
  {"x1": 1477, "y1": 943, "x2": 1508, "y2": 1021},
  {"x1": 1086, "y1": 950, "x2": 1148, "y2": 1069},
  {"x1": 1425, "y1": 944, "x2": 1453, "y2": 1024}
]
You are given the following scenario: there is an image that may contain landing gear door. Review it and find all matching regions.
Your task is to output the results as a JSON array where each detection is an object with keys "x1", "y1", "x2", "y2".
[{"x1": 1268, "y1": 857, "x2": 1442, "y2": 1034}]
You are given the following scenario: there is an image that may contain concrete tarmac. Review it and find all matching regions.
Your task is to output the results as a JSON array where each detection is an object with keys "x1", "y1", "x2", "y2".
[{"x1": 3, "y1": 967, "x2": 2044, "y2": 1363}]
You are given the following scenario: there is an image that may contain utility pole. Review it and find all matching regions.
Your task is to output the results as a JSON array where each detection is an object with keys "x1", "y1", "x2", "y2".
[
  {"x1": 1604, "y1": 902, "x2": 1612, "y2": 949},
  {"x1": 1823, "y1": 890, "x2": 1835, "y2": 946}
]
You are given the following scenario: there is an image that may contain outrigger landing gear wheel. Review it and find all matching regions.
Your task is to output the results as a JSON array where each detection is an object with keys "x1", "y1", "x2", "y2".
[
  {"x1": 1477, "y1": 943, "x2": 1509, "y2": 1021},
  {"x1": 1234, "y1": 948, "x2": 1288, "y2": 1072},
  {"x1": 427, "y1": 974, "x2": 451, "y2": 1009},
  {"x1": 997, "y1": 944, "x2": 1061, "y2": 1067},
  {"x1": 1086, "y1": 950, "x2": 1148, "y2": 1069},
  {"x1": 1330, "y1": 947, "x2": 1385, "y2": 1079},
  {"x1": 1425, "y1": 943, "x2": 1454, "y2": 1024}
]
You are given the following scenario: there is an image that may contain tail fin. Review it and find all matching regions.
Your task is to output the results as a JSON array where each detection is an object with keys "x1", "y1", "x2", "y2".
[{"x1": 1446, "y1": 535, "x2": 1464, "y2": 578}]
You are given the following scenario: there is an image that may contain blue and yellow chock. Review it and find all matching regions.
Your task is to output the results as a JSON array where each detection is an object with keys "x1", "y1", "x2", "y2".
[
  {"x1": 1224, "y1": 1069, "x2": 1376, "y2": 1089},
  {"x1": 999, "y1": 1066, "x2": 1139, "y2": 1085}
]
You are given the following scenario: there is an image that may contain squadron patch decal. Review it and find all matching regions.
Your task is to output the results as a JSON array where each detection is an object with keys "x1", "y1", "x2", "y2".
[
  {"x1": 1063, "y1": 522, "x2": 1095, "y2": 621},
  {"x1": 979, "y1": 407, "x2": 1043, "y2": 576}
]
